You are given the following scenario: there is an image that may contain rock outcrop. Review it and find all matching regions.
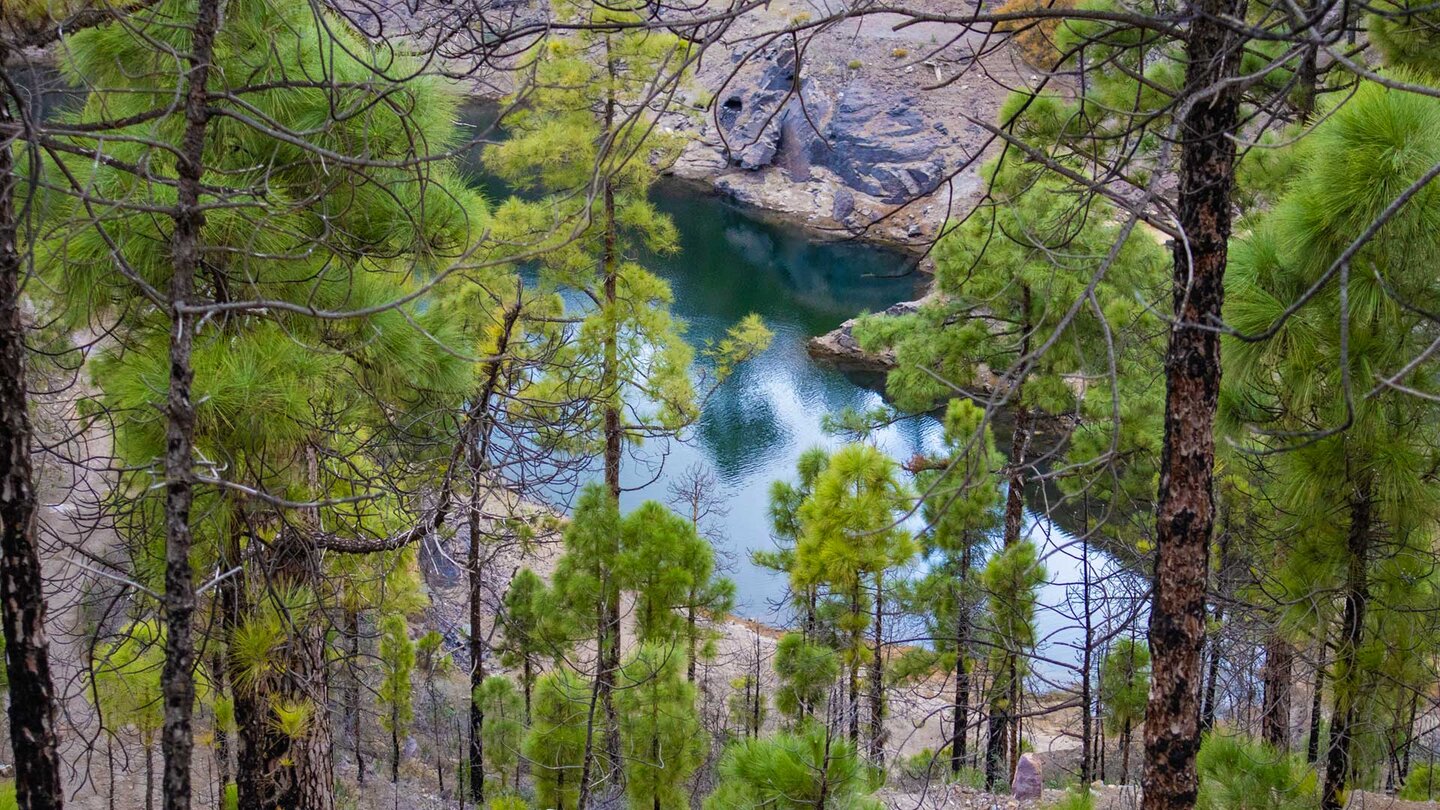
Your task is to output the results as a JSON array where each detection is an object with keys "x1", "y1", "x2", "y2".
[{"x1": 806, "y1": 297, "x2": 926, "y2": 370}]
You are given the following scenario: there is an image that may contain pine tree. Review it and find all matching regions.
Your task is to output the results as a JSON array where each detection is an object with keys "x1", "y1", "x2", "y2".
[
  {"x1": 377, "y1": 615, "x2": 416, "y2": 784},
  {"x1": 475, "y1": 676, "x2": 526, "y2": 794},
  {"x1": 93, "y1": 621, "x2": 170, "y2": 810},
  {"x1": 704, "y1": 725, "x2": 884, "y2": 810},
  {"x1": 524, "y1": 669, "x2": 592, "y2": 810},
  {"x1": 497, "y1": 569, "x2": 551, "y2": 723},
  {"x1": 980, "y1": 538, "x2": 1046, "y2": 788},
  {"x1": 1099, "y1": 639, "x2": 1150, "y2": 785},
  {"x1": 615, "y1": 645, "x2": 705, "y2": 810},
  {"x1": 756, "y1": 448, "x2": 833, "y2": 641},
  {"x1": 905, "y1": 399, "x2": 1004, "y2": 774},
  {"x1": 792, "y1": 443, "x2": 914, "y2": 762},
  {"x1": 773, "y1": 633, "x2": 840, "y2": 729},
  {"x1": 1223, "y1": 78, "x2": 1440, "y2": 810},
  {"x1": 45, "y1": 0, "x2": 490, "y2": 805}
]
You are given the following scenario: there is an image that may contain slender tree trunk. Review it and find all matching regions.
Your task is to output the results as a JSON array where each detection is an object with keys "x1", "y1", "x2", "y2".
[
  {"x1": 1307, "y1": 628, "x2": 1327, "y2": 764},
  {"x1": 212, "y1": 652, "x2": 230, "y2": 798},
  {"x1": 686, "y1": 603, "x2": 697, "y2": 683},
  {"x1": 389, "y1": 708, "x2": 399, "y2": 784},
  {"x1": 159, "y1": 0, "x2": 224, "y2": 805},
  {"x1": 465, "y1": 298, "x2": 520, "y2": 806},
  {"x1": 1080, "y1": 506, "x2": 1094, "y2": 785},
  {"x1": 219, "y1": 520, "x2": 261, "y2": 808},
  {"x1": 1321, "y1": 492, "x2": 1372, "y2": 810},
  {"x1": 1141, "y1": 0, "x2": 1247, "y2": 805},
  {"x1": 984, "y1": 696, "x2": 1008, "y2": 791},
  {"x1": 468, "y1": 473, "x2": 486, "y2": 807},
  {"x1": 1261, "y1": 634, "x2": 1294, "y2": 751},
  {"x1": 346, "y1": 609, "x2": 364, "y2": 786},
  {"x1": 869, "y1": 573, "x2": 885, "y2": 765},
  {"x1": 1121, "y1": 721, "x2": 1132, "y2": 785},
  {"x1": 848, "y1": 590, "x2": 861, "y2": 745},
  {"x1": 146, "y1": 741, "x2": 155, "y2": 810},
  {"x1": 951, "y1": 550, "x2": 972, "y2": 776},
  {"x1": 1200, "y1": 528, "x2": 1230, "y2": 732},
  {"x1": 0, "y1": 52, "x2": 65, "y2": 810}
]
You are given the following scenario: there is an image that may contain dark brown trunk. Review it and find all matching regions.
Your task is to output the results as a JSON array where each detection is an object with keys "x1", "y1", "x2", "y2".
[
  {"x1": 951, "y1": 550, "x2": 972, "y2": 776},
  {"x1": 984, "y1": 694, "x2": 1007, "y2": 791},
  {"x1": 212, "y1": 652, "x2": 230, "y2": 797},
  {"x1": 1121, "y1": 720, "x2": 1133, "y2": 785},
  {"x1": 0, "y1": 51, "x2": 66, "y2": 810},
  {"x1": 686, "y1": 603, "x2": 697, "y2": 683},
  {"x1": 595, "y1": 39, "x2": 624, "y2": 784},
  {"x1": 1261, "y1": 633, "x2": 1293, "y2": 751},
  {"x1": 345, "y1": 609, "x2": 364, "y2": 785},
  {"x1": 1141, "y1": 0, "x2": 1246, "y2": 804},
  {"x1": 219, "y1": 521, "x2": 261, "y2": 809},
  {"x1": 160, "y1": 0, "x2": 224, "y2": 805},
  {"x1": 1322, "y1": 492, "x2": 1372, "y2": 810},
  {"x1": 848, "y1": 589, "x2": 861, "y2": 745},
  {"x1": 468, "y1": 472, "x2": 485, "y2": 807},
  {"x1": 868, "y1": 573, "x2": 885, "y2": 765},
  {"x1": 256, "y1": 532, "x2": 334, "y2": 810},
  {"x1": 1080, "y1": 507, "x2": 1094, "y2": 785},
  {"x1": 1307, "y1": 628, "x2": 1327, "y2": 763}
]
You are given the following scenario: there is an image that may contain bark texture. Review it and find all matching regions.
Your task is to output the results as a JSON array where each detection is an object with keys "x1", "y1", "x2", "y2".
[
  {"x1": 0, "y1": 50, "x2": 66, "y2": 810},
  {"x1": 1141, "y1": 0, "x2": 1247, "y2": 805},
  {"x1": 160, "y1": 0, "x2": 223, "y2": 804},
  {"x1": 1321, "y1": 493, "x2": 1372, "y2": 810}
]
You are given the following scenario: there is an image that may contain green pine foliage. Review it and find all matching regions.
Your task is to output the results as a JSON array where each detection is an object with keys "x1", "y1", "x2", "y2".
[
  {"x1": 378, "y1": 614, "x2": 416, "y2": 780},
  {"x1": 704, "y1": 726, "x2": 884, "y2": 810},
  {"x1": 1196, "y1": 734, "x2": 1317, "y2": 810},
  {"x1": 615, "y1": 645, "x2": 705, "y2": 810},
  {"x1": 524, "y1": 668, "x2": 593, "y2": 810},
  {"x1": 476, "y1": 675, "x2": 527, "y2": 792},
  {"x1": 773, "y1": 633, "x2": 840, "y2": 726}
]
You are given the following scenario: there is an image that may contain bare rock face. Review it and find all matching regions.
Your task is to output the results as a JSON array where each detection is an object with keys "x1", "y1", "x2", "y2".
[
  {"x1": 709, "y1": 47, "x2": 947, "y2": 208},
  {"x1": 1011, "y1": 753, "x2": 1043, "y2": 803}
]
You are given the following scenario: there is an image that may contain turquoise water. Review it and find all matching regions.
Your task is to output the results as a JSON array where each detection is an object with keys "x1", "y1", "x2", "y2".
[{"x1": 612, "y1": 182, "x2": 939, "y2": 619}]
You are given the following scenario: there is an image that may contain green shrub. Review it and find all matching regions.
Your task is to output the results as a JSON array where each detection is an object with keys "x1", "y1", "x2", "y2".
[
  {"x1": 1196, "y1": 734, "x2": 1316, "y2": 810},
  {"x1": 222, "y1": 783, "x2": 237, "y2": 810},
  {"x1": 0, "y1": 780, "x2": 16, "y2": 810},
  {"x1": 489, "y1": 797, "x2": 530, "y2": 810},
  {"x1": 1400, "y1": 762, "x2": 1440, "y2": 801},
  {"x1": 1043, "y1": 789, "x2": 1095, "y2": 810},
  {"x1": 847, "y1": 59, "x2": 863, "y2": 70}
]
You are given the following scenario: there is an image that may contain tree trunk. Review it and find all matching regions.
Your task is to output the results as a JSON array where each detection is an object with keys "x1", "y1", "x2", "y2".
[
  {"x1": 146, "y1": 741, "x2": 155, "y2": 810},
  {"x1": 951, "y1": 560, "x2": 972, "y2": 775},
  {"x1": 1321, "y1": 492, "x2": 1372, "y2": 810},
  {"x1": 1121, "y1": 720, "x2": 1132, "y2": 785},
  {"x1": 869, "y1": 573, "x2": 885, "y2": 765},
  {"x1": 1307, "y1": 628, "x2": 1327, "y2": 764},
  {"x1": 1141, "y1": 0, "x2": 1247, "y2": 805},
  {"x1": 256, "y1": 532, "x2": 335, "y2": 810},
  {"x1": 984, "y1": 696, "x2": 1008, "y2": 791},
  {"x1": 160, "y1": 0, "x2": 228, "y2": 805},
  {"x1": 212, "y1": 652, "x2": 231, "y2": 797},
  {"x1": 0, "y1": 52, "x2": 66, "y2": 810},
  {"x1": 1080, "y1": 510, "x2": 1094, "y2": 785},
  {"x1": 468, "y1": 473, "x2": 486, "y2": 807},
  {"x1": 848, "y1": 589, "x2": 861, "y2": 745},
  {"x1": 220, "y1": 519, "x2": 261, "y2": 809},
  {"x1": 1261, "y1": 633, "x2": 1293, "y2": 751},
  {"x1": 346, "y1": 609, "x2": 364, "y2": 786}
]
